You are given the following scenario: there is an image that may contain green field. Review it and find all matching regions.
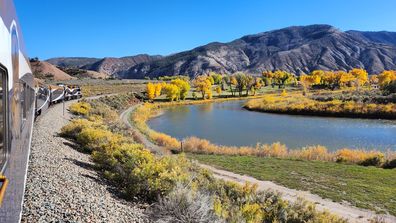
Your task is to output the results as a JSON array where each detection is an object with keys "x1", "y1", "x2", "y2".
[{"x1": 188, "y1": 154, "x2": 396, "y2": 215}]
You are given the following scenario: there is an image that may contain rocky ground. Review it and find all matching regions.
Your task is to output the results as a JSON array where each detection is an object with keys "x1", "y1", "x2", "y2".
[{"x1": 22, "y1": 101, "x2": 150, "y2": 223}]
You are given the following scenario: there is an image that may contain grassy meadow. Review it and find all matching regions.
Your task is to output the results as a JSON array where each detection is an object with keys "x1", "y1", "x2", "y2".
[{"x1": 189, "y1": 153, "x2": 396, "y2": 215}]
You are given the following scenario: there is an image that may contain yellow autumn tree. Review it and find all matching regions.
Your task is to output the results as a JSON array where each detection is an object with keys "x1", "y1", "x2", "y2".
[
  {"x1": 162, "y1": 84, "x2": 180, "y2": 101},
  {"x1": 215, "y1": 86, "x2": 222, "y2": 96},
  {"x1": 339, "y1": 71, "x2": 355, "y2": 87},
  {"x1": 193, "y1": 76, "x2": 212, "y2": 99},
  {"x1": 154, "y1": 83, "x2": 163, "y2": 97},
  {"x1": 311, "y1": 70, "x2": 325, "y2": 84},
  {"x1": 378, "y1": 70, "x2": 396, "y2": 88},
  {"x1": 324, "y1": 71, "x2": 344, "y2": 90},
  {"x1": 349, "y1": 68, "x2": 368, "y2": 87},
  {"x1": 171, "y1": 78, "x2": 191, "y2": 100},
  {"x1": 146, "y1": 82, "x2": 156, "y2": 100}
]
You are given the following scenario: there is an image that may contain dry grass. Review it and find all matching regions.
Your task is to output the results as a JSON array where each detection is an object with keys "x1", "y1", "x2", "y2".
[
  {"x1": 183, "y1": 137, "x2": 395, "y2": 166},
  {"x1": 244, "y1": 93, "x2": 396, "y2": 119}
]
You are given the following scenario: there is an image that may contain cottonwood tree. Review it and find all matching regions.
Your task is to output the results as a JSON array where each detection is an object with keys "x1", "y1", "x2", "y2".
[
  {"x1": 146, "y1": 83, "x2": 156, "y2": 100},
  {"x1": 378, "y1": 70, "x2": 396, "y2": 88},
  {"x1": 193, "y1": 76, "x2": 212, "y2": 99},
  {"x1": 171, "y1": 79, "x2": 190, "y2": 100},
  {"x1": 349, "y1": 68, "x2": 368, "y2": 90},
  {"x1": 163, "y1": 84, "x2": 180, "y2": 101}
]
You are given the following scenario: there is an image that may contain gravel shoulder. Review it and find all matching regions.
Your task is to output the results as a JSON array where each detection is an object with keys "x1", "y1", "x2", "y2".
[
  {"x1": 22, "y1": 101, "x2": 149, "y2": 223},
  {"x1": 122, "y1": 104, "x2": 396, "y2": 223}
]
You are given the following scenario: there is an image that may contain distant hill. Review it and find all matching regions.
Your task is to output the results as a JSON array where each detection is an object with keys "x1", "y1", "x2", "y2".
[
  {"x1": 31, "y1": 61, "x2": 74, "y2": 81},
  {"x1": 346, "y1": 30, "x2": 396, "y2": 46},
  {"x1": 47, "y1": 25, "x2": 396, "y2": 78},
  {"x1": 46, "y1": 54, "x2": 162, "y2": 77},
  {"x1": 56, "y1": 67, "x2": 109, "y2": 79},
  {"x1": 46, "y1": 57, "x2": 101, "y2": 68}
]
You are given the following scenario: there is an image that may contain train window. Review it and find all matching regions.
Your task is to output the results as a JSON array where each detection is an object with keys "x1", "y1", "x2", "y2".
[
  {"x1": 21, "y1": 82, "x2": 26, "y2": 120},
  {"x1": 0, "y1": 66, "x2": 7, "y2": 172}
]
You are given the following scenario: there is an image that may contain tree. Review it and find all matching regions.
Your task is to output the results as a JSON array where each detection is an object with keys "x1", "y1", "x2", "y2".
[
  {"x1": 244, "y1": 75, "x2": 255, "y2": 96},
  {"x1": 251, "y1": 77, "x2": 263, "y2": 95},
  {"x1": 234, "y1": 72, "x2": 248, "y2": 96},
  {"x1": 322, "y1": 71, "x2": 342, "y2": 90},
  {"x1": 383, "y1": 80, "x2": 396, "y2": 95},
  {"x1": 210, "y1": 72, "x2": 223, "y2": 85},
  {"x1": 215, "y1": 86, "x2": 222, "y2": 96},
  {"x1": 349, "y1": 68, "x2": 368, "y2": 89},
  {"x1": 369, "y1": 75, "x2": 379, "y2": 90},
  {"x1": 207, "y1": 75, "x2": 215, "y2": 85},
  {"x1": 162, "y1": 84, "x2": 180, "y2": 101},
  {"x1": 146, "y1": 83, "x2": 156, "y2": 100},
  {"x1": 311, "y1": 70, "x2": 325, "y2": 85},
  {"x1": 171, "y1": 78, "x2": 190, "y2": 100},
  {"x1": 154, "y1": 83, "x2": 163, "y2": 97},
  {"x1": 339, "y1": 71, "x2": 355, "y2": 87},
  {"x1": 378, "y1": 70, "x2": 396, "y2": 88},
  {"x1": 262, "y1": 71, "x2": 274, "y2": 87},
  {"x1": 272, "y1": 71, "x2": 295, "y2": 88},
  {"x1": 193, "y1": 76, "x2": 212, "y2": 99},
  {"x1": 230, "y1": 76, "x2": 237, "y2": 96}
]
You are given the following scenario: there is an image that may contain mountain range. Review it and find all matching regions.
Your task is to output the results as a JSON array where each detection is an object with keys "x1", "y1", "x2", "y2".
[{"x1": 46, "y1": 25, "x2": 396, "y2": 78}]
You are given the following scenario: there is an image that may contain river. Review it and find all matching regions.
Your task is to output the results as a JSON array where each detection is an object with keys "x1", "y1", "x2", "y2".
[{"x1": 147, "y1": 100, "x2": 396, "y2": 151}]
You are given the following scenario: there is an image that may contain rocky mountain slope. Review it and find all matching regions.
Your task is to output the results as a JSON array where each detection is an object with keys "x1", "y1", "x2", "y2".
[
  {"x1": 81, "y1": 54, "x2": 162, "y2": 76},
  {"x1": 346, "y1": 30, "x2": 396, "y2": 46},
  {"x1": 47, "y1": 25, "x2": 396, "y2": 78}
]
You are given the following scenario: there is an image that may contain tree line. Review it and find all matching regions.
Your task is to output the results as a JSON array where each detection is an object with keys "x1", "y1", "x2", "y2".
[{"x1": 146, "y1": 69, "x2": 396, "y2": 101}]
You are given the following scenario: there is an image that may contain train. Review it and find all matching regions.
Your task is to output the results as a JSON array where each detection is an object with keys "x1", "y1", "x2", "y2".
[{"x1": 0, "y1": 1, "x2": 81, "y2": 222}]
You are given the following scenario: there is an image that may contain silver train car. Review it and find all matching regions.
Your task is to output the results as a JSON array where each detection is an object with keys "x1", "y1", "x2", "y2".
[{"x1": 0, "y1": 1, "x2": 82, "y2": 222}]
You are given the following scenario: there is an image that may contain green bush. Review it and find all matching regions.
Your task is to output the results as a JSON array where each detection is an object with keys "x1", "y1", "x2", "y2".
[
  {"x1": 359, "y1": 154, "x2": 384, "y2": 167},
  {"x1": 382, "y1": 159, "x2": 396, "y2": 169}
]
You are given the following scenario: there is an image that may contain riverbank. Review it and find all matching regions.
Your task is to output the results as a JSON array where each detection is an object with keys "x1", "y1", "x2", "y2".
[{"x1": 244, "y1": 93, "x2": 396, "y2": 120}]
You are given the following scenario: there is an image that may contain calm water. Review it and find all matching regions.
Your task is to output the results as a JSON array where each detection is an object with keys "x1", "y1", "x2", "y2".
[{"x1": 148, "y1": 100, "x2": 396, "y2": 151}]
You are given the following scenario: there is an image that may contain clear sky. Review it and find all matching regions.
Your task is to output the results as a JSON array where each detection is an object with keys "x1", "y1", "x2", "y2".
[{"x1": 14, "y1": 0, "x2": 396, "y2": 60}]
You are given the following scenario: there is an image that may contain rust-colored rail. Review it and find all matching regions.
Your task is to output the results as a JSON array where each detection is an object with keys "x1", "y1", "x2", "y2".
[{"x1": 0, "y1": 175, "x2": 9, "y2": 206}]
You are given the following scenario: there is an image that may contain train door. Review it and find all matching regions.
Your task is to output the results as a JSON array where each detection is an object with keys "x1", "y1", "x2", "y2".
[{"x1": 0, "y1": 66, "x2": 7, "y2": 173}]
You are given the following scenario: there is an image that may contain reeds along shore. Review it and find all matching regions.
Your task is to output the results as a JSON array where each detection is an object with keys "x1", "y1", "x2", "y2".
[
  {"x1": 132, "y1": 102, "x2": 396, "y2": 169},
  {"x1": 244, "y1": 94, "x2": 396, "y2": 119}
]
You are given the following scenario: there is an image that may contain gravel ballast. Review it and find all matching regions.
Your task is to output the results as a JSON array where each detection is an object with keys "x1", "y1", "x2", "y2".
[{"x1": 22, "y1": 101, "x2": 149, "y2": 222}]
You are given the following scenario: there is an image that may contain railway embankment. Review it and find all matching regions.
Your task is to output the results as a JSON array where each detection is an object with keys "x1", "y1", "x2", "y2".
[{"x1": 21, "y1": 101, "x2": 149, "y2": 222}]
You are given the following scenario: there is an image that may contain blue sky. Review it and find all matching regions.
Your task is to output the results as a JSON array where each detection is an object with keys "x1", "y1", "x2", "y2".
[{"x1": 14, "y1": 0, "x2": 396, "y2": 59}]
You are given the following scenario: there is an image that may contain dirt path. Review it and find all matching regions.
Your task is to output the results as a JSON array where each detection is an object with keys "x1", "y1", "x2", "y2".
[
  {"x1": 120, "y1": 105, "x2": 166, "y2": 155},
  {"x1": 121, "y1": 104, "x2": 396, "y2": 223}
]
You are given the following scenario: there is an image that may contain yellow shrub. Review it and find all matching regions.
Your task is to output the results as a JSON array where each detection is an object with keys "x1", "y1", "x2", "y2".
[
  {"x1": 77, "y1": 127, "x2": 125, "y2": 152},
  {"x1": 258, "y1": 142, "x2": 288, "y2": 158},
  {"x1": 151, "y1": 131, "x2": 180, "y2": 149},
  {"x1": 69, "y1": 101, "x2": 91, "y2": 116},
  {"x1": 335, "y1": 148, "x2": 384, "y2": 164},
  {"x1": 290, "y1": 145, "x2": 332, "y2": 161},
  {"x1": 60, "y1": 118, "x2": 99, "y2": 139}
]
